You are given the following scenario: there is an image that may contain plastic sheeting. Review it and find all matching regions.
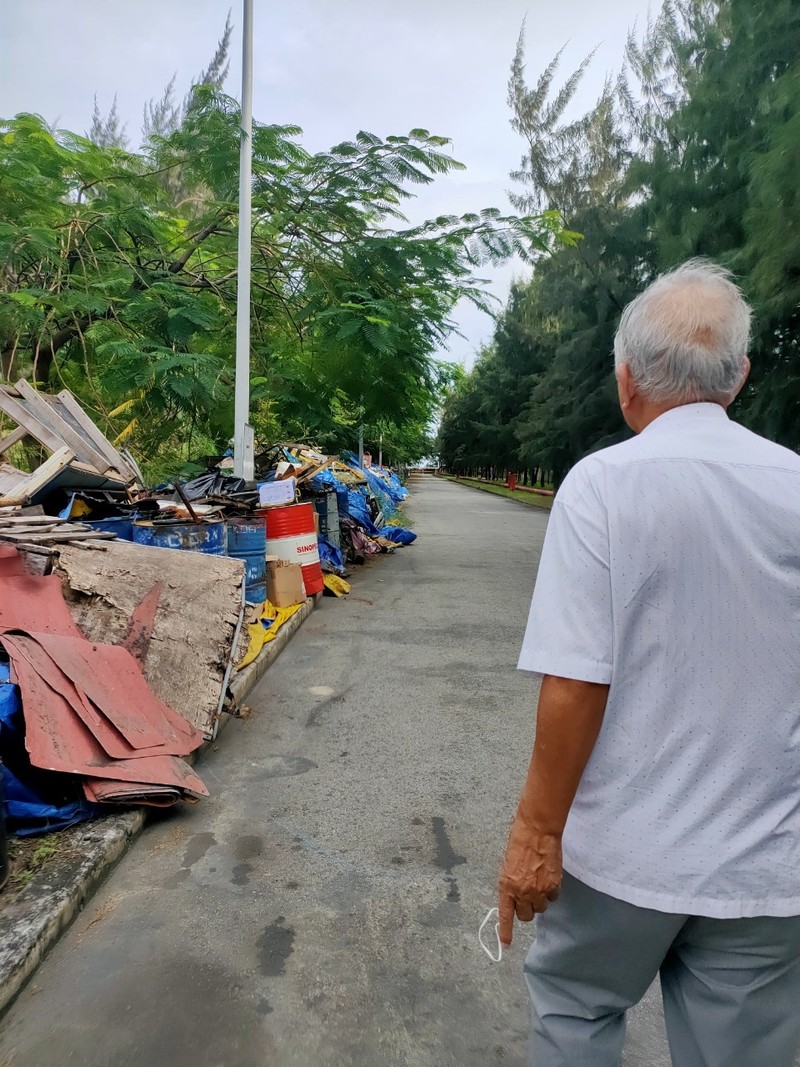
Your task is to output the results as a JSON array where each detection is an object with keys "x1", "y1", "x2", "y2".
[
  {"x1": 378, "y1": 526, "x2": 417, "y2": 545},
  {"x1": 322, "y1": 574, "x2": 351, "y2": 597},
  {"x1": 0, "y1": 663, "x2": 98, "y2": 837},
  {"x1": 236, "y1": 600, "x2": 304, "y2": 669},
  {"x1": 344, "y1": 489, "x2": 379, "y2": 534},
  {"x1": 344, "y1": 453, "x2": 409, "y2": 518},
  {"x1": 318, "y1": 537, "x2": 346, "y2": 575},
  {"x1": 179, "y1": 470, "x2": 247, "y2": 500}
]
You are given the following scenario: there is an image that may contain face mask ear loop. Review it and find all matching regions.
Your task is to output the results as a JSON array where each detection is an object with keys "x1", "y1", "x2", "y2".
[{"x1": 478, "y1": 907, "x2": 503, "y2": 962}]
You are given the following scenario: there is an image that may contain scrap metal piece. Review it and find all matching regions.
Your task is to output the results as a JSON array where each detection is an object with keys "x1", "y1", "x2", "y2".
[
  {"x1": 119, "y1": 582, "x2": 164, "y2": 666},
  {"x1": 8, "y1": 645, "x2": 207, "y2": 795}
]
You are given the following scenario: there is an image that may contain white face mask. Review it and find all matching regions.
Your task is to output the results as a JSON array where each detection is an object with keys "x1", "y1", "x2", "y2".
[{"x1": 478, "y1": 907, "x2": 503, "y2": 963}]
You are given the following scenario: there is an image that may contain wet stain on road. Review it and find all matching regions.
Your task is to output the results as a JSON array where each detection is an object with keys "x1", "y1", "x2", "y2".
[
  {"x1": 231, "y1": 834, "x2": 264, "y2": 886},
  {"x1": 165, "y1": 831, "x2": 217, "y2": 885},
  {"x1": 306, "y1": 689, "x2": 349, "y2": 728},
  {"x1": 182, "y1": 831, "x2": 216, "y2": 869},
  {"x1": 257, "y1": 917, "x2": 295, "y2": 977},
  {"x1": 249, "y1": 756, "x2": 317, "y2": 780},
  {"x1": 432, "y1": 816, "x2": 466, "y2": 903}
]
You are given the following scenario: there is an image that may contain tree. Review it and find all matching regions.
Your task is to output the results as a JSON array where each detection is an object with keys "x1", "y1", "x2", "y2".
[
  {"x1": 440, "y1": 21, "x2": 639, "y2": 485},
  {"x1": 441, "y1": 0, "x2": 800, "y2": 484},
  {"x1": 88, "y1": 94, "x2": 128, "y2": 150},
  {"x1": 631, "y1": 0, "x2": 800, "y2": 446},
  {"x1": 89, "y1": 12, "x2": 234, "y2": 153},
  {"x1": 0, "y1": 95, "x2": 557, "y2": 480}
]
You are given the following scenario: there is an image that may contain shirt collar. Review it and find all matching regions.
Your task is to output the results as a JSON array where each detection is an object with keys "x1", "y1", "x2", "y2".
[{"x1": 641, "y1": 403, "x2": 730, "y2": 435}]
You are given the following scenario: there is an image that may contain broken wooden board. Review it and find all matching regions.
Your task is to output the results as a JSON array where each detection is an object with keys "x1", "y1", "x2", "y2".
[
  {"x1": 0, "y1": 382, "x2": 136, "y2": 483},
  {"x1": 0, "y1": 529, "x2": 115, "y2": 543},
  {"x1": 0, "y1": 446, "x2": 75, "y2": 507},
  {"x1": 55, "y1": 540, "x2": 247, "y2": 738}
]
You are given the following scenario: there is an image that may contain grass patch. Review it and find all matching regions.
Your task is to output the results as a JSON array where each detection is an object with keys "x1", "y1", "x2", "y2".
[
  {"x1": 441, "y1": 476, "x2": 555, "y2": 510},
  {"x1": 381, "y1": 513, "x2": 414, "y2": 528},
  {"x1": 5, "y1": 833, "x2": 64, "y2": 894}
]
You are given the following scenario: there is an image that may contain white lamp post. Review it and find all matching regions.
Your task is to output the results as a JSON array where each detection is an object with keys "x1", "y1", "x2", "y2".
[{"x1": 233, "y1": 0, "x2": 254, "y2": 479}]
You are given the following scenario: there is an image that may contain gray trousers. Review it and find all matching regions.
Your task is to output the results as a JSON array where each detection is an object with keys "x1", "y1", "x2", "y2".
[{"x1": 525, "y1": 872, "x2": 800, "y2": 1067}]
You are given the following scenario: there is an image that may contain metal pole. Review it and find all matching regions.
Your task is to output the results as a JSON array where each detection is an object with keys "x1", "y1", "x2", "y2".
[
  {"x1": 233, "y1": 0, "x2": 254, "y2": 479},
  {"x1": 358, "y1": 423, "x2": 364, "y2": 469},
  {"x1": 378, "y1": 432, "x2": 383, "y2": 468}
]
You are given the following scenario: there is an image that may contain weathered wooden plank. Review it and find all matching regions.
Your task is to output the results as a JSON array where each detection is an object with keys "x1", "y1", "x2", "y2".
[
  {"x1": 54, "y1": 390, "x2": 135, "y2": 482},
  {"x1": 0, "y1": 515, "x2": 72, "y2": 526},
  {"x1": 0, "y1": 523, "x2": 60, "y2": 535},
  {"x1": 15, "y1": 380, "x2": 113, "y2": 473},
  {"x1": 0, "y1": 390, "x2": 64, "y2": 454},
  {"x1": 0, "y1": 425, "x2": 28, "y2": 455},
  {"x1": 0, "y1": 447, "x2": 75, "y2": 507},
  {"x1": 0, "y1": 529, "x2": 115, "y2": 543},
  {"x1": 0, "y1": 462, "x2": 26, "y2": 498}
]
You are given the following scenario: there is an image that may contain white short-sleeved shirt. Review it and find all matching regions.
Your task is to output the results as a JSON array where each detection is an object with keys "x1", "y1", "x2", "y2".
[{"x1": 519, "y1": 403, "x2": 800, "y2": 917}]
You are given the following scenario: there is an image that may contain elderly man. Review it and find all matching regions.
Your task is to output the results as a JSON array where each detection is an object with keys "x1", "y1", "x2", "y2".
[{"x1": 499, "y1": 260, "x2": 800, "y2": 1067}]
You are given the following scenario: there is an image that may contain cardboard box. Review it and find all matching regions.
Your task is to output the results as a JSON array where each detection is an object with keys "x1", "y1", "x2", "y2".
[
  {"x1": 266, "y1": 556, "x2": 306, "y2": 608},
  {"x1": 258, "y1": 478, "x2": 297, "y2": 507}
]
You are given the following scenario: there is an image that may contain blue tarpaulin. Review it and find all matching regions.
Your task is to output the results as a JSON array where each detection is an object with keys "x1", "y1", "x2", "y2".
[
  {"x1": 344, "y1": 488, "x2": 379, "y2": 535},
  {"x1": 343, "y1": 453, "x2": 409, "y2": 516},
  {"x1": 318, "y1": 537, "x2": 347, "y2": 575},
  {"x1": 0, "y1": 663, "x2": 98, "y2": 837},
  {"x1": 378, "y1": 526, "x2": 417, "y2": 545}
]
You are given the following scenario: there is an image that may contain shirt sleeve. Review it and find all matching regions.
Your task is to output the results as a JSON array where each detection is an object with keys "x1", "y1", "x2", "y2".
[{"x1": 518, "y1": 464, "x2": 613, "y2": 682}]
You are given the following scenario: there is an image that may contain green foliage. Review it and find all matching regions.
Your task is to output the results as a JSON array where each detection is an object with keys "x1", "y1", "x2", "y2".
[
  {"x1": 439, "y1": 0, "x2": 800, "y2": 483},
  {"x1": 0, "y1": 98, "x2": 556, "y2": 472}
]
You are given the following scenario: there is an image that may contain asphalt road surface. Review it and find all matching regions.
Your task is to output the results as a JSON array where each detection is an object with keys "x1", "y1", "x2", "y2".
[{"x1": 0, "y1": 476, "x2": 674, "y2": 1067}]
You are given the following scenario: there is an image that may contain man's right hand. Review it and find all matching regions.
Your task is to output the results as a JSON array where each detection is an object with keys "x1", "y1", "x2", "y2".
[{"x1": 498, "y1": 814, "x2": 562, "y2": 946}]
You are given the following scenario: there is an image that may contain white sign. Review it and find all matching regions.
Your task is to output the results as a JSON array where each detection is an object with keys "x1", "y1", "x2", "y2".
[{"x1": 258, "y1": 478, "x2": 297, "y2": 507}]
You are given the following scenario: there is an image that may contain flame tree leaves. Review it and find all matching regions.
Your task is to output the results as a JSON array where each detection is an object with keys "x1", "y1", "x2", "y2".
[{"x1": 0, "y1": 91, "x2": 559, "y2": 476}]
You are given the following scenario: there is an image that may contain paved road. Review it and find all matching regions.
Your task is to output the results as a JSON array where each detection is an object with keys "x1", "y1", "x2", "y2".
[{"x1": 0, "y1": 476, "x2": 671, "y2": 1067}]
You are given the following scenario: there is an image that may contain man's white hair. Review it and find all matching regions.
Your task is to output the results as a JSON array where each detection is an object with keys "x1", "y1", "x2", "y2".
[{"x1": 614, "y1": 260, "x2": 752, "y2": 404}]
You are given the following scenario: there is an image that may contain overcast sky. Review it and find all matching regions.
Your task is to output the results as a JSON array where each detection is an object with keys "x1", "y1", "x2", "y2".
[{"x1": 1, "y1": 0, "x2": 649, "y2": 367}]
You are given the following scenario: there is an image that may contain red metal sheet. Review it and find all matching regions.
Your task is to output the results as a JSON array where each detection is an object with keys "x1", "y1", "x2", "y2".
[
  {"x1": 83, "y1": 779, "x2": 181, "y2": 807},
  {"x1": 9, "y1": 649, "x2": 208, "y2": 796},
  {"x1": 119, "y1": 581, "x2": 163, "y2": 665},
  {"x1": 0, "y1": 633, "x2": 194, "y2": 761},
  {"x1": 23, "y1": 632, "x2": 202, "y2": 753},
  {"x1": 0, "y1": 572, "x2": 85, "y2": 638},
  {"x1": 0, "y1": 545, "x2": 25, "y2": 577}
]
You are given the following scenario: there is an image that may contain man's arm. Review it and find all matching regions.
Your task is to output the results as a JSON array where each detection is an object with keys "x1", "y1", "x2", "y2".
[{"x1": 498, "y1": 674, "x2": 609, "y2": 946}]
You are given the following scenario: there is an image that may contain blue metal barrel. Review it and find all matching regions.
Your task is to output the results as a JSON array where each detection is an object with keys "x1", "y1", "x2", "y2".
[
  {"x1": 86, "y1": 516, "x2": 135, "y2": 540},
  {"x1": 132, "y1": 518, "x2": 226, "y2": 556},
  {"x1": 227, "y1": 516, "x2": 267, "y2": 604}
]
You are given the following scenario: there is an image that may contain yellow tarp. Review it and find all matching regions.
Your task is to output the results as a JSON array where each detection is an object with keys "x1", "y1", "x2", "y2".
[
  {"x1": 236, "y1": 599, "x2": 304, "y2": 669},
  {"x1": 323, "y1": 573, "x2": 351, "y2": 597}
]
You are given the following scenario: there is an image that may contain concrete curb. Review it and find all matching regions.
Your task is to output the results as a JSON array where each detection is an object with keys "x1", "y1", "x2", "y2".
[
  {"x1": 227, "y1": 594, "x2": 318, "y2": 710},
  {"x1": 0, "y1": 594, "x2": 318, "y2": 1018},
  {"x1": 0, "y1": 810, "x2": 145, "y2": 1017}
]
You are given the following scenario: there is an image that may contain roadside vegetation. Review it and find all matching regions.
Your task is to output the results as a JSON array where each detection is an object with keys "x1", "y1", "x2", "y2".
[
  {"x1": 441, "y1": 475, "x2": 554, "y2": 510},
  {"x1": 438, "y1": 0, "x2": 800, "y2": 487},
  {"x1": 0, "y1": 21, "x2": 563, "y2": 481}
]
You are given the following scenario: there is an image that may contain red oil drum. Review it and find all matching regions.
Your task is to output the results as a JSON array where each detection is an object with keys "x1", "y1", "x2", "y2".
[{"x1": 259, "y1": 502, "x2": 324, "y2": 596}]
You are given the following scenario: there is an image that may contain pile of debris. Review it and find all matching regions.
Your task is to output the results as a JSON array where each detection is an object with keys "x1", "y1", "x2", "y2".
[
  {"x1": 0, "y1": 381, "x2": 417, "y2": 843},
  {"x1": 0, "y1": 544, "x2": 207, "y2": 832}
]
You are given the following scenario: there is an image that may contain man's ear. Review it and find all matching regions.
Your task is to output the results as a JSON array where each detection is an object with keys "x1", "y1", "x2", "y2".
[
  {"x1": 723, "y1": 357, "x2": 751, "y2": 408},
  {"x1": 616, "y1": 363, "x2": 637, "y2": 411}
]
